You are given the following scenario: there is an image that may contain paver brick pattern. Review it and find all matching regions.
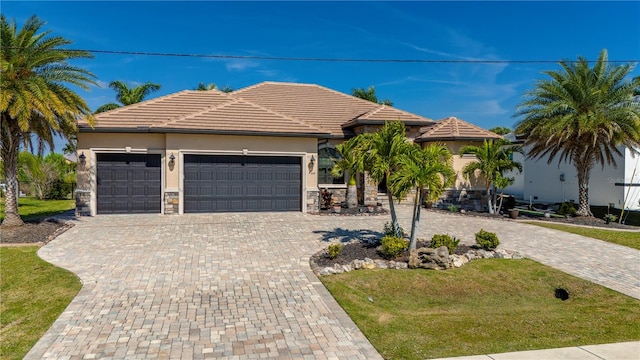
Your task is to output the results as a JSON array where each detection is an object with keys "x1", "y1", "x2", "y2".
[{"x1": 28, "y1": 206, "x2": 640, "y2": 359}]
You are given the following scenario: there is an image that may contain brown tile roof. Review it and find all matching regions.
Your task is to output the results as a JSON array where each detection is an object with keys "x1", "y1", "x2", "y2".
[
  {"x1": 79, "y1": 90, "x2": 232, "y2": 129},
  {"x1": 416, "y1": 116, "x2": 503, "y2": 142},
  {"x1": 232, "y1": 82, "x2": 433, "y2": 137},
  {"x1": 341, "y1": 105, "x2": 433, "y2": 128},
  {"x1": 161, "y1": 98, "x2": 327, "y2": 136},
  {"x1": 81, "y1": 82, "x2": 434, "y2": 138}
]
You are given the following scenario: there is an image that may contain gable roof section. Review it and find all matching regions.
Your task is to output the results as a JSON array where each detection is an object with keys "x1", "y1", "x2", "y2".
[
  {"x1": 232, "y1": 82, "x2": 433, "y2": 137},
  {"x1": 160, "y1": 98, "x2": 327, "y2": 136},
  {"x1": 341, "y1": 105, "x2": 434, "y2": 128},
  {"x1": 416, "y1": 116, "x2": 503, "y2": 142},
  {"x1": 79, "y1": 90, "x2": 233, "y2": 129}
]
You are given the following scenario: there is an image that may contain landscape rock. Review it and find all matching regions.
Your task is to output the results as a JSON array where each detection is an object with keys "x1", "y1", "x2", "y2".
[
  {"x1": 375, "y1": 260, "x2": 388, "y2": 269},
  {"x1": 350, "y1": 259, "x2": 363, "y2": 270},
  {"x1": 362, "y1": 258, "x2": 376, "y2": 269},
  {"x1": 408, "y1": 246, "x2": 451, "y2": 270},
  {"x1": 450, "y1": 254, "x2": 469, "y2": 268},
  {"x1": 319, "y1": 267, "x2": 337, "y2": 275}
]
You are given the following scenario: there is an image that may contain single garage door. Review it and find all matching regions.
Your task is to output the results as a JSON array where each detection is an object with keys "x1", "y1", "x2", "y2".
[
  {"x1": 96, "y1": 153, "x2": 161, "y2": 214},
  {"x1": 184, "y1": 155, "x2": 301, "y2": 213}
]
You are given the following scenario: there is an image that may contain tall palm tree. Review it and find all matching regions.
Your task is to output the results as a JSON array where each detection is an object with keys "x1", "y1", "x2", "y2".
[
  {"x1": 390, "y1": 144, "x2": 455, "y2": 250},
  {"x1": 361, "y1": 121, "x2": 412, "y2": 236},
  {"x1": 331, "y1": 137, "x2": 366, "y2": 208},
  {"x1": 460, "y1": 139, "x2": 522, "y2": 214},
  {"x1": 352, "y1": 86, "x2": 393, "y2": 106},
  {"x1": 1, "y1": 15, "x2": 95, "y2": 226},
  {"x1": 94, "y1": 80, "x2": 161, "y2": 113},
  {"x1": 515, "y1": 49, "x2": 640, "y2": 216}
]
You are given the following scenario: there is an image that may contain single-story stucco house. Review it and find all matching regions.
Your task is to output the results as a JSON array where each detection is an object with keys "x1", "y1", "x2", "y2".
[{"x1": 76, "y1": 82, "x2": 501, "y2": 215}]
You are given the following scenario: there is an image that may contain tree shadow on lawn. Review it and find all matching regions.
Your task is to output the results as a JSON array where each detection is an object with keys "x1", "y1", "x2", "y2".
[{"x1": 313, "y1": 227, "x2": 383, "y2": 243}]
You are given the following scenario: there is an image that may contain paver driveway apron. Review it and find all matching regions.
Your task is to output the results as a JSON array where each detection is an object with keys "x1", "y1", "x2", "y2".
[
  {"x1": 28, "y1": 213, "x2": 384, "y2": 359},
  {"x1": 28, "y1": 206, "x2": 640, "y2": 359}
]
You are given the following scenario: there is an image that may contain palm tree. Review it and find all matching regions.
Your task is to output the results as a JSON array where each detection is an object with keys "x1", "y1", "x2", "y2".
[
  {"x1": 515, "y1": 49, "x2": 640, "y2": 216},
  {"x1": 94, "y1": 80, "x2": 161, "y2": 113},
  {"x1": 390, "y1": 144, "x2": 455, "y2": 250},
  {"x1": 331, "y1": 137, "x2": 366, "y2": 208},
  {"x1": 352, "y1": 86, "x2": 393, "y2": 106},
  {"x1": 1, "y1": 15, "x2": 95, "y2": 226},
  {"x1": 195, "y1": 83, "x2": 234, "y2": 93},
  {"x1": 488, "y1": 126, "x2": 512, "y2": 135},
  {"x1": 361, "y1": 121, "x2": 412, "y2": 236},
  {"x1": 460, "y1": 139, "x2": 522, "y2": 214}
]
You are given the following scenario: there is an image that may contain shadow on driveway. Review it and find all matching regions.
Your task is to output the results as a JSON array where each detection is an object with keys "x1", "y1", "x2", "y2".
[{"x1": 313, "y1": 227, "x2": 383, "y2": 243}]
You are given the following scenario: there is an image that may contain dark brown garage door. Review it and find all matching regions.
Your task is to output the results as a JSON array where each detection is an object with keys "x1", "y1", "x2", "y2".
[
  {"x1": 96, "y1": 153, "x2": 161, "y2": 214},
  {"x1": 184, "y1": 155, "x2": 301, "y2": 213}
]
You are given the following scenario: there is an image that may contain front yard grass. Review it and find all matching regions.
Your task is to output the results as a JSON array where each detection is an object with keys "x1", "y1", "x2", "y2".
[
  {"x1": 0, "y1": 197, "x2": 74, "y2": 222},
  {"x1": 0, "y1": 246, "x2": 81, "y2": 360},
  {"x1": 321, "y1": 259, "x2": 640, "y2": 359},
  {"x1": 524, "y1": 222, "x2": 640, "y2": 250}
]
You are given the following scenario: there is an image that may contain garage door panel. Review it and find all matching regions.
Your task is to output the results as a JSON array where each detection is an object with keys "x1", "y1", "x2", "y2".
[
  {"x1": 97, "y1": 154, "x2": 161, "y2": 214},
  {"x1": 184, "y1": 154, "x2": 301, "y2": 213}
]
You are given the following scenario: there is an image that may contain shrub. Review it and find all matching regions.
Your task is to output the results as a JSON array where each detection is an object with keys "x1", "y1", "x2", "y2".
[
  {"x1": 603, "y1": 214, "x2": 618, "y2": 224},
  {"x1": 475, "y1": 229, "x2": 499, "y2": 250},
  {"x1": 383, "y1": 222, "x2": 406, "y2": 237},
  {"x1": 447, "y1": 204, "x2": 459, "y2": 212},
  {"x1": 558, "y1": 202, "x2": 577, "y2": 217},
  {"x1": 429, "y1": 234, "x2": 460, "y2": 255},
  {"x1": 380, "y1": 236, "x2": 408, "y2": 259},
  {"x1": 327, "y1": 243, "x2": 343, "y2": 259}
]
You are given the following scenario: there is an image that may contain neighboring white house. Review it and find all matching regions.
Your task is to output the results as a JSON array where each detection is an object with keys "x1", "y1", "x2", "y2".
[
  {"x1": 520, "y1": 145, "x2": 640, "y2": 211},
  {"x1": 502, "y1": 133, "x2": 525, "y2": 199}
]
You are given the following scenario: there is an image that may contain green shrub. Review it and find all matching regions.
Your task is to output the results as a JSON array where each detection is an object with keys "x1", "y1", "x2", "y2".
[
  {"x1": 447, "y1": 204, "x2": 459, "y2": 212},
  {"x1": 327, "y1": 244, "x2": 343, "y2": 259},
  {"x1": 557, "y1": 202, "x2": 577, "y2": 217},
  {"x1": 383, "y1": 222, "x2": 406, "y2": 237},
  {"x1": 429, "y1": 234, "x2": 460, "y2": 255},
  {"x1": 475, "y1": 229, "x2": 499, "y2": 250},
  {"x1": 380, "y1": 236, "x2": 408, "y2": 259},
  {"x1": 603, "y1": 214, "x2": 618, "y2": 224}
]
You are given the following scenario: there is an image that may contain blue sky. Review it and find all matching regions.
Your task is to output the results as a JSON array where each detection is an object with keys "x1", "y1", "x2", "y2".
[{"x1": 4, "y1": 1, "x2": 640, "y2": 150}]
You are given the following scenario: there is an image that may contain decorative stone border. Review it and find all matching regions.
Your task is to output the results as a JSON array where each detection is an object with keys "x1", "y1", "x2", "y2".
[{"x1": 312, "y1": 246, "x2": 522, "y2": 276}]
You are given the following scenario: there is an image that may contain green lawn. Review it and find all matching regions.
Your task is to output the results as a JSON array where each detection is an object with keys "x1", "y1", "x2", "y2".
[
  {"x1": 0, "y1": 197, "x2": 74, "y2": 222},
  {"x1": 321, "y1": 259, "x2": 640, "y2": 359},
  {"x1": 525, "y1": 222, "x2": 640, "y2": 250},
  {"x1": 0, "y1": 246, "x2": 81, "y2": 360}
]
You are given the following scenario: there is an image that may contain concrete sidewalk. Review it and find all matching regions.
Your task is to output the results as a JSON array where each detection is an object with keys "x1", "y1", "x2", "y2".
[{"x1": 433, "y1": 341, "x2": 640, "y2": 360}]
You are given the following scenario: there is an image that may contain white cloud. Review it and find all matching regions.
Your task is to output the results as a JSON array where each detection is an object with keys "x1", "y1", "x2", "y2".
[{"x1": 225, "y1": 59, "x2": 260, "y2": 72}]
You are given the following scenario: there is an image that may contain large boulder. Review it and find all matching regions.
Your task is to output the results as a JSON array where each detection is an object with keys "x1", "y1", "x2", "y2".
[{"x1": 409, "y1": 246, "x2": 451, "y2": 270}]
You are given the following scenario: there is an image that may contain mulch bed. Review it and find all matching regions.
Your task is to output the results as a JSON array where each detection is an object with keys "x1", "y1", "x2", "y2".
[
  {"x1": 0, "y1": 219, "x2": 73, "y2": 245},
  {"x1": 311, "y1": 240, "x2": 473, "y2": 268}
]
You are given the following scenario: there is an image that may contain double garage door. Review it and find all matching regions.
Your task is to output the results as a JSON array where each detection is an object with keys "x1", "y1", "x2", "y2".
[
  {"x1": 96, "y1": 153, "x2": 301, "y2": 214},
  {"x1": 184, "y1": 155, "x2": 301, "y2": 212}
]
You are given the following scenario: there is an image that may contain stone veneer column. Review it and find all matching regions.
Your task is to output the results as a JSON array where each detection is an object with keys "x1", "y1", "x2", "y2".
[
  {"x1": 306, "y1": 189, "x2": 320, "y2": 214},
  {"x1": 75, "y1": 162, "x2": 92, "y2": 216},
  {"x1": 363, "y1": 172, "x2": 379, "y2": 206},
  {"x1": 164, "y1": 191, "x2": 179, "y2": 215}
]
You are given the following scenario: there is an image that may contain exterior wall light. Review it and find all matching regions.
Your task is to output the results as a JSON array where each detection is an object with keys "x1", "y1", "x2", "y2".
[
  {"x1": 79, "y1": 152, "x2": 86, "y2": 165},
  {"x1": 169, "y1": 153, "x2": 176, "y2": 166},
  {"x1": 310, "y1": 155, "x2": 316, "y2": 167}
]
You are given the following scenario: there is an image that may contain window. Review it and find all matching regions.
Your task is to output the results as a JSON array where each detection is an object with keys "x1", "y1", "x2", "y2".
[{"x1": 318, "y1": 147, "x2": 345, "y2": 185}]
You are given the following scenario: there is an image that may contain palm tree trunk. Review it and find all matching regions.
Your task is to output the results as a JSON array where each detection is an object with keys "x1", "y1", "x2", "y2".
[
  {"x1": 486, "y1": 184, "x2": 494, "y2": 214},
  {"x1": 492, "y1": 184, "x2": 498, "y2": 214},
  {"x1": 346, "y1": 177, "x2": 358, "y2": 208},
  {"x1": 575, "y1": 164, "x2": 593, "y2": 217},
  {"x1": 1, "y1": 119, "x2": 25, "y2": 226},
  {"x1": 386, "y1": 191, "x2": 401, "y2": 237},
  {"x1": 408, "y1": 187, "x2": 421, "y2": 251}
]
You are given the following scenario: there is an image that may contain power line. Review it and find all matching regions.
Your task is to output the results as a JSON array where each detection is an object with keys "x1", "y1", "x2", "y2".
[{"x1": 62, "y1": 48, "x2": 640, "y2": 64}]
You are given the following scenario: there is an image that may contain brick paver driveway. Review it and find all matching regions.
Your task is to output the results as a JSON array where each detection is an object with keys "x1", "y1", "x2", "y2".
[{"x1": 28, "y1": 206, "x2": 640, "y2": 359}]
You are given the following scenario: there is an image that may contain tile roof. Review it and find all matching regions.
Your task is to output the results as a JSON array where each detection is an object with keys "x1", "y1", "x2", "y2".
[
  {"x1": 416, "y1": 116, "x2": 503, "y2": 142},
  {"x1": 232, "y1": 82, "x2": 433, "y2": 137},
  {"x1": 81, "y1": 82, "x2": 434, "y2": 138}
]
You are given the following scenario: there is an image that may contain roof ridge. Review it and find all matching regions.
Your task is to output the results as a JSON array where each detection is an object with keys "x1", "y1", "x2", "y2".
[
  {"x1": 94, "y1": 90, "x2": 194, "y2": 117},
  {"x1": 157, "y1": 95, "x2": 237, "y2": 127}
]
